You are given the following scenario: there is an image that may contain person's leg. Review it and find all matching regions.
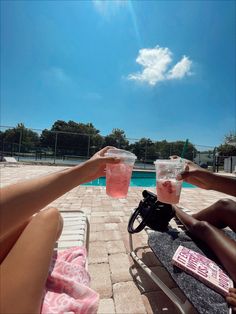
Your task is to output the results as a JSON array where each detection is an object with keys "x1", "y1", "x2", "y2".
[
  {"x1": 173, "y1": 206, "x2": 236, "y2": 283},
  {"x1": 191, "y1": 199, "x2": 236, "y2": 231},
  {"x1": 226, "y1": 288, "x2": 236, "y2": 313},
  {"x1": 0, "y1": 218, "x2": 32, "y2": 263},
  {"x1": 0, "y1": 207, "x2": 63, "y2": 314}
]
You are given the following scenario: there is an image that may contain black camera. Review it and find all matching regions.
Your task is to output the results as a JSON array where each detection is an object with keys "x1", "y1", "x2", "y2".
[{"x1": 128, "y1": 190, "x2": 175, "y2": 233}]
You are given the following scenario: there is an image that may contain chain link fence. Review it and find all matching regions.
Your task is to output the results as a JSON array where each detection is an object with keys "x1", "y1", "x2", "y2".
[{"x1": 0, "y1": 125, "x2": 233, "y2": 172}]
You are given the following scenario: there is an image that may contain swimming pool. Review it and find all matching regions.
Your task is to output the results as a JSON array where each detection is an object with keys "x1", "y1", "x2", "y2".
[{"x1": 83, "y1": 171, "x2": 195, "y2": 188}]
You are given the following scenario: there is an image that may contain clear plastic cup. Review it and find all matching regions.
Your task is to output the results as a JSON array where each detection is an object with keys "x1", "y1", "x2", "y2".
[
  {"x1": 154, "y1": 159, "x2": 185, "y2": 204},
  {"x1": 105, "y1": 149, "x2": 137, "y2": 198}
]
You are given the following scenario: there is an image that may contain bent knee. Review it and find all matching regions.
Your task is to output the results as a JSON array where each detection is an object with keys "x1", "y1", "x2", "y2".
[
  {"x1": 216, "y1": 198, "x2": 236, "y2": 210},
  {"x1": 36, "y1": 207, "x2": 62, "y2": 225},
  {"x1": 189, "y1": 220, "x2": 211, "y2": 236},
  {"x1": 33, "y1": 208, "x2": 63, "y2": 240}
]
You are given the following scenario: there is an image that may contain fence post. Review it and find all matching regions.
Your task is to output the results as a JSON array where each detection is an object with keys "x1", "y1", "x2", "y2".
[
  {"x1": 169, "y1": 143, "x2": 172, "y2": 157},
  {"x1": 216, "y1": 153, "x2": 219, "y2": 172},
  {"x1": 198, "y1": 151, "x2": 201, "y2": 165},
  {"x1": 18, "y1": 129, "x2": 22, "y2": 161},
  {"x1": 2, "y1": 139, "x2": 4, "y2": 157},
  {"x1": 87, "y1": 135, "x2": 90, "y2": 158},
  {"x1": 144, "y1": 141, "x2": 147, "y2": 169},
  {"x1": 54, "y1": 132, "x2": 58, "y2": 164},
  {"x1": 212, "y1": 148, "x2": 216, "y2": 172}
]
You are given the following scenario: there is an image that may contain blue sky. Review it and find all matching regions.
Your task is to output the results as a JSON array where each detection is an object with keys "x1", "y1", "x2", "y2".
[{"x1": 1, "y1": 0, "x2": 235, "y2": 147}]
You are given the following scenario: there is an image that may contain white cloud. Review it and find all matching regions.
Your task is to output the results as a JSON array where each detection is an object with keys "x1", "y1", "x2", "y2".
[
  {"x1": 128, "y1": 47, "x2": 172, "y2": 86},
  {"x1": 93, "y1": 0, "x2": 128, "y2": 16},
  {"x1": 128, "y1": 46, "x2": 193, "y2": 86},
  {"x1": 167, "y1": 55, "x2": 192, "y2": 79}
]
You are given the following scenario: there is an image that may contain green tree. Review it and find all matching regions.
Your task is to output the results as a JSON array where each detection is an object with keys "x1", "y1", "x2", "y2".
[
  {"x1": 169, "y1": 141, "x2": 197, "y2": 160},
  {"x1": 129, "y1": 139, "x2": 197, "y2": 161},
  {"x1": 104, "y1": 129, "x2": 129, "y2": 149},
  {"x1": 129, "y1": 138, "x2": 155, "y2": 161},
  {"x1": 40, "y1": 120, "x2": 103, "y2": 157},
  {"x1": 155, "y1": 140, "x2": 170, "y2": 159},
  {"x1": 217, "y1": 131, "x2": 236, "y2": 156},
  {"x1": 224, "y1": 131, "x2": 236, "y2": 145},
  {"x1": 0, "y1": 123, "x2": 40, "y2": 153},
  {"x1": 39, "y1": 129, "x2": 55, "y2": 152}
]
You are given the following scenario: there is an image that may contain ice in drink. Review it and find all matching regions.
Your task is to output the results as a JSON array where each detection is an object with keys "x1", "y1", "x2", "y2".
[
  {"x1": 156, "y1": 179, "x2": 182, "y2": 204},
  {"x1": 105, "y1": 148, "x2": 137, "y2": 199},
  {"x1": 106, "y1": 163, "x2": 133, "y2": 198},
  {"x1": 154, "y1": 159, "x2": 184, "y2": 204}
]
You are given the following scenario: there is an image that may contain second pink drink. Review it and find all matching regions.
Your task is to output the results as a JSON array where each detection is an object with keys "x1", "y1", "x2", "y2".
[{"x1": 154, "y1": 159, "x2": 185, "y2": 204}]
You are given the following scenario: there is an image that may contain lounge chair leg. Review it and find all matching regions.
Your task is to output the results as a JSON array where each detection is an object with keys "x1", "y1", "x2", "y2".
[{"x1": 129, "y1": 232, "x2": 192, "y2": 314}]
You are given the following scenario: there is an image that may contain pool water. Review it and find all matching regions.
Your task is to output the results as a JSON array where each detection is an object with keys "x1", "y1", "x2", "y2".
[{"x1": 83, "y1": 171, "x2": 195, "y2": 188}]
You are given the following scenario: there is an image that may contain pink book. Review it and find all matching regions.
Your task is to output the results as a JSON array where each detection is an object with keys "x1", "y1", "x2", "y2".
[{"x1": 171, "y1": 245, "x2": 234, "y2": 296}]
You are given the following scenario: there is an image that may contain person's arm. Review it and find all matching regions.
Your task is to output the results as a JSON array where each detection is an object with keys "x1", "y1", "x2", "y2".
[
  {"x1": 0, "y1": 146, "x2": 120, "y2": 240},
  {"x1": 175, "y1": 158, "x2": 236, "y2": 196},
  {"x1": 201, "y1": 172, "x2": 236, "y2": 196}
]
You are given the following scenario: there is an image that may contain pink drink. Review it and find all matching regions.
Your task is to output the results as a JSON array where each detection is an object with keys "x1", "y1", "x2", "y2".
[
  {"x1": 106, "y1": 163, "x2": 133, "y2": 198},
  {"x1": 156, "y1": 179, "x2": 182, "y2": 204}
]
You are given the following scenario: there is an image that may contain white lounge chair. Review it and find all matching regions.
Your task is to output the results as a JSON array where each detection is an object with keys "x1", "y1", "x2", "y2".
[
  {"x1": 56, "y1": 210, "x2": 89, "y2": 267},
  {"x1": 3, "y1": 157, "x2": 18, "y2": 163},
  {"x1": 2, "y1": 156, "x2": 18, "y2": 167}
]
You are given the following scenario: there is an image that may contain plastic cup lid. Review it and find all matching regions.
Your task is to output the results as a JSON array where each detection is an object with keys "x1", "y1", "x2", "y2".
[
  {"x1": 105, "y1": 148, "x2": 137, "y2": 162},
  {"x1": 154, "y1": 159, "x2": 185, "y2": 172},
  {"x1": 154, "y1": 159, "x2": 184, "y2": 165}
]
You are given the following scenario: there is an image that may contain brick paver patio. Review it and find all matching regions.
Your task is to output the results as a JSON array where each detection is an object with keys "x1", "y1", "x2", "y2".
[{"x1": 1, "y1": 164, "x2": 235, "y2": 314}]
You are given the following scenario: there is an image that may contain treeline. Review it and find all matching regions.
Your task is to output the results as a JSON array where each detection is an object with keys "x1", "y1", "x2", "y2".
[{"x1": 0, "y1": 121, "x2": 235, "y2": 160}]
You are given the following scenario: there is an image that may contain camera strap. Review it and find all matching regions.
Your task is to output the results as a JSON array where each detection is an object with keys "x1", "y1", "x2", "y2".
[{"x1": 127, "y1": 190, "x2": 175, "y2": 234}]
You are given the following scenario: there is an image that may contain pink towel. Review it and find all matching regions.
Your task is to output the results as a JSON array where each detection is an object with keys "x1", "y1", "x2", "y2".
[{"x1": 41, "y1": 247, "x2": 99, "y2": 314}]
